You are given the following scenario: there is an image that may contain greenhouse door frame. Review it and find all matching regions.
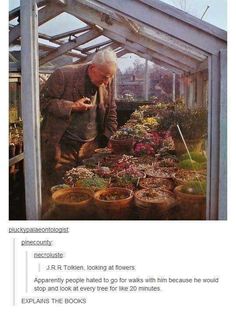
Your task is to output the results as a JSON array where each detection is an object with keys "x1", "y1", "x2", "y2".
[
  {"x1": 21, "y1": 0, "x2": 42, "y2": 220},
  {"x1": 20, "y1": 0, "x2": 227, "y2": 220},
  {"x1": 207, "y1": 50, "x2": 227, "y2": 220}
]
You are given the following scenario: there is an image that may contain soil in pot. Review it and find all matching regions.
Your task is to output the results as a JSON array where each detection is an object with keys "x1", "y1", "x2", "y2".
[
  {"x1": 52, "y1": 188, "x2": 94, "y2": 219},
  {"x1": 173, "y1": 170, "x2": 206, "y2": 186},
  {"x1": 146, "y1": 167, "x2": 176, "y2": 179},
  {"x1": 93, "y1": 187, "x2": 134, "y2": 220},
  {"x1": 139, "y1": 177, "x2": 174, "y2": 191},
  {"x1": 135, "y1": 189, "x2": 176, "y2": 220}
]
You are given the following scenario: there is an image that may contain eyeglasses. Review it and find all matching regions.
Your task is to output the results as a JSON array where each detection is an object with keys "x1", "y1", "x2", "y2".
[{"x1": 94, "y1": 67, "x2": 114, "y2": 81}]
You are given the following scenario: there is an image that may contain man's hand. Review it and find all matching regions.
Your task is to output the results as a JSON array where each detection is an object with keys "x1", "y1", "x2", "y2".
[{"x1": 71, "y1": 97, "x2": 95, "y2": 112}]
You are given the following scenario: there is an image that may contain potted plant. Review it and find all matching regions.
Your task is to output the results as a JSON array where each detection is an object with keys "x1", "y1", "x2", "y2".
[
  {"x1": 113, "y1": 154, "x2": 136, "y2": 173},
  {"x1": 76, "y1": 176, "x2": 109, "y2": 192},
  {"x1": 52, "y1": 187, "x2": 94, "y2": 219},
  {"x1": 158, "y1": 107, "x2": 208, "y2": 156},
  {"x1": 94, "y1": 187, "x2": 134, "y2": 219},
  {"x1": 141, "y1": 117, "x2": 160, "y2": 131},
  {"x1": 180, "y1": 151, "x2": 207, "y2": 163},
  {"x1": 109, "y1": 160, "x2": 145, "y2": 190},
  {"x1": 138, "y1": 104, "x2": 162, "y2": 118},
  {"x1": 134, "y1": 142, "x2": 156, "y2": 156},
  {"x1": 173, "y1": 169, "x2": 206, "y2": 186},
  {"x1": 174, "y1": 181, "x2": 206, "y2": 220},
  {"x1": 131, "y1": 124, "x2": 150, "y2": 140},
  {"x1": 130, "y1": 109, "x2": 144, "y2": 122},
  {"x1": 109, "y1": 174, "x2": 136, "y2": 191},
  {"x1": 133, "y1": 129, "x2": 161, "y2": 157},
  {"x1": 178, "y1": 159, "x2": 206, "y2": 170},
  {"x1": 134, "y1": 188, "x2": 176, "y2": 219},
  {"x1": 145, "y1": 165, "x2": 176, "y2": 179},
  {"x1": 63, "y1": 167, "x2": 95, "y2": 187},
  {"x1": 109, "y1": 127, "x2": 134, "y2": 154}
]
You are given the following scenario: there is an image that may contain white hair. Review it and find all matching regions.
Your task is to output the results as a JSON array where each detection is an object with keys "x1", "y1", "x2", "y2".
[{"x1": 92, "y1": 47, "x2": 117, "y2": 66}]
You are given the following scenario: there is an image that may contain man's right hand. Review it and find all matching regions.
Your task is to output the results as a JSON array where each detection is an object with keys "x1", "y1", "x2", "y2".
[{"x1": 71, "y1": 97, "x2": 95, "y2": 112}]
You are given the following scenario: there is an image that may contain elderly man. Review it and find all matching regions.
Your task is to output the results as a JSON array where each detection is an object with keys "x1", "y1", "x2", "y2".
[{"x1": 40, "y1": 48, "x2": 117, "y2": 191}]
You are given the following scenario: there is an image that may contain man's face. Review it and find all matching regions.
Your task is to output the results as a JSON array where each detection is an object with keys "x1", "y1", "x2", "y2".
[{"x1": 89, "y1": 63, "x2": 117, "y2": 87}]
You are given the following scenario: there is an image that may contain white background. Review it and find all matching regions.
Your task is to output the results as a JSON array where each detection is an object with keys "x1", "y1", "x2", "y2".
[{"x1": 1, "y1": 1, "x2": 235, "y2": 314}]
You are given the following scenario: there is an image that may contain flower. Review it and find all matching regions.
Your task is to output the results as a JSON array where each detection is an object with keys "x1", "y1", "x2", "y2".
[
  {"x1": 111, "y1": 127, "x2": 134, "y2": 140},
  {"x1": 134, "y1": 142, "x2": 155, "y2": 156},
  {"x1": 142, "y1": 117, "x2": 159, "y2": 129},
  {"x1": 63, "y1": 167, "x2": 94, "y2": 186}
]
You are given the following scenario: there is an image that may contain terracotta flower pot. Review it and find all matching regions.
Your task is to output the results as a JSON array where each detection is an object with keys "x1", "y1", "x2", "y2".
[
  {"x1": 110, "y1": 137, "x2": 134, "y2": 154},
  {"x1": 174, "y1": 185, "x2": 206, "y2": 220},
  {"x1": 52, "y1": 188, "x2": 94, "y2": 219},
  {"x1": 93, "y1": 187, "x2": 133, "y2": 220},
  {"x1": 173, "y1": 170, "x2": 206, "y2": 186},
  {"x1": 135, "y1": 189, "x2": 176, "y2": 220}
]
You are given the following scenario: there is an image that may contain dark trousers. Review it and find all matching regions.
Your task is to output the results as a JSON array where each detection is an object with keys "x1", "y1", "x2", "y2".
[{"x1": 41, "y1": 139, "x2": 98, "y2": 212}]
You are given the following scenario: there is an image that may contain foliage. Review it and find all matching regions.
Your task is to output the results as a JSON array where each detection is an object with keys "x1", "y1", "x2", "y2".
[
  {"x1": 158, "y1": 107, "x2": 208, "y2": 139},
  {"x1": 134, "y1": 142, "x2": 155, "y2": 156},
  {"x1": 76, "y1": 176, "x2": 108, "y2": 192},
  {"x1": 130, "y1": 110, "x2": 144, "y2": 122},
  {"x1": 116, "y1": 175, "x2": 137, "y2": 185},
  {"x1": 112, "y1": 174, "x2": 139, "y2": 190},
  {"x1": 117, "y1": 165, "x2": 145, "y2": 178},
  {"x1": 141, "y1": 117, "x2": 159, "y2": 130},
  {"x1": 181, "y1": 181, "x2": 207, "y2": 195},
  {"x1": 132, "y1": 124, "x2": 150, "y2": 137},
  {"x1": 180, "y1": 152, "x2": 207, "y2": 163},
  {"x1": 178, "y1": 159, "x2": 203, "y2": 170},
  {"x1": 200, "y1": 162, "x2": 207, "y2": 169},
  {"x1": 138, "y1": 104, "x2": 162, "y2": 117},
  {"x1": 111, "y1": 127, "x2": 134, "y2": 140},
  {"x1": 63, "y1": 167, "x2": 94, "y2": 186},
  {"x1": 51, "y1": 184, "x2": 70, "y2": 193}
]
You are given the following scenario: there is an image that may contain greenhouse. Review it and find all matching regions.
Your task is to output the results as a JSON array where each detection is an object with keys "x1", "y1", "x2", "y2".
[{"x1": 9, "y1": 0, "x2": 227, "y2": 220}]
